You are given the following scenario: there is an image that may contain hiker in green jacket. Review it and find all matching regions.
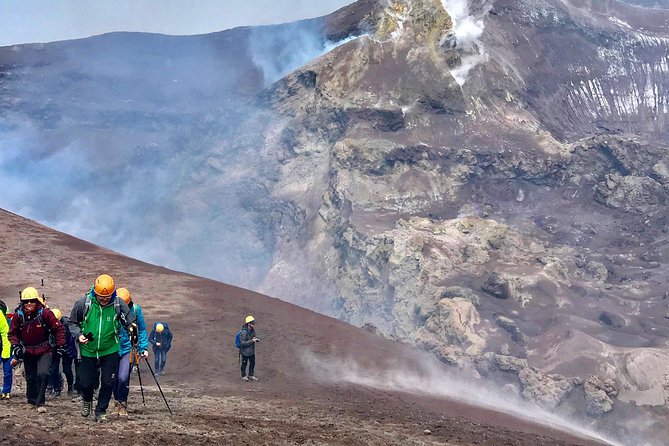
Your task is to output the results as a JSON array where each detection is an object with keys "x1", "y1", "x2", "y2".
[{"x1": 68, "y1": 274, "x2": 135, "y2": 423}]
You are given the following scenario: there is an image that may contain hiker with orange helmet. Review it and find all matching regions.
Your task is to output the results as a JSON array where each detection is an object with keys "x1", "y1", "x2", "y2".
[
  {"x1": 68, "y1": 274, "x2": 135, "y2": 423},
  {"x1": 239, "y1": 315, "x2": 260, "y2": 382},
  {"x1": 8, "y1": 287, "x2": 66, "y2": 412},
  {"x1": 149, "y1": 322, "x2": 172, "y2": 376},
  {"x1": 112, "y1": 287, "x2": 148, "y2": 417}
]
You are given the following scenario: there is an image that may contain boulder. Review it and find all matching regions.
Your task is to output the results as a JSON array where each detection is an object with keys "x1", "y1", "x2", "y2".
[
  {"x1": 584, "y1": 375, "x2": 619, "y2": 416},
  {"x1": 593, "y1": 174, "x2": 666, "y2": 214},
  {"x1": 482, "y1": 272, "x2": 528, "y2": 305},
  {"x1": 494, "y1": 314, "x2": 526, "y2": 343},
  {"x1": 585, "y1": 261, "x2": 608, "y2": 282},
  {"x1": 441, "y1": 286, "x2": 481, "y2": 308}
]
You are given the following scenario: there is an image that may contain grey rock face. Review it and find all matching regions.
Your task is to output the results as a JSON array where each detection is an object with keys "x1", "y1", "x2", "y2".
[{"x1": 584, "y1": 375, "x2": 619, "y2": 416}]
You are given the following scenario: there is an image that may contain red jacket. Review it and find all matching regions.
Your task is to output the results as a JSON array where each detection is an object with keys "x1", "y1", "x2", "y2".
[{"x1": 8, "y1": 304, "x2": 65, "y2": 356}]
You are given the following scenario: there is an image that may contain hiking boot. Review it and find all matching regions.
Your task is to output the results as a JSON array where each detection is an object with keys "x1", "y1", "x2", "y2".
[
  {"x1": 1, "y1": 393, "x2": 9, "y2": 400},
  {"x1": 67, "y1": 388, "x2": 74, "y2": 397},
  {"x1": 53, "y1": 390, "x2": 61, "y2": 397},
  {"x1": 94, "y1": 412, "x2": 108, "y2": 423},
  {"x1": 118, "y1": 402, "x2": 128, "y2": 417},
  {"x1": 249, "y1": 376, "x2": 258, "y2": 381},
  {"x1": 241, "y1": 376, "x2": 249, "y2": 382},
  {"x1": 81, "y1": 400, "x2": 92, "y2": 417},
  {"x1": 36, "y1": 406, "x2": 47, "y2": 414}
]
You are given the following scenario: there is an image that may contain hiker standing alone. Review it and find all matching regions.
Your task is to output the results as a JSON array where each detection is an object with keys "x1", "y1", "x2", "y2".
[
  {"x1": 68, "y1": 274, "x2": 135, "y2": 422},
  {"x1": 8, "y1": 287, "x2": 66, "y2": 412},
  {"x1": 149, "y1": 322, "x2": 172, "y2": 375},
  {"x1": 239, "y1": 315, "x2": 259, "y2": 382}
]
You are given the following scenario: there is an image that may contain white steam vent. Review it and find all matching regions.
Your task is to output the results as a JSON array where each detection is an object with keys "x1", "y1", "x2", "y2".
[{"x1": 440, "y1": 0, "x2": 488, "y2": 86}]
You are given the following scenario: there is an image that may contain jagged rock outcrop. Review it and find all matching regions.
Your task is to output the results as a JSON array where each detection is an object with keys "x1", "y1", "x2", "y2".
[{"x1": 584, "y1": 375, "x2": 619, "y2": 416}]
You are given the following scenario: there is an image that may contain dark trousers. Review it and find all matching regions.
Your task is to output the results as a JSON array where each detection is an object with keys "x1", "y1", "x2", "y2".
[
  {"x1": 61, "y1": 355, "x2": 74, "y2": 390},
  {"x1": 79, "y1": 353, "x2": 119, "y2": 414},
  {"x1": 48, "y1": 353, "x2": 62, "y2": 391},
  {"x1": 241, "y1": 354, "x2": 255, "y2": 378},
  {"x1": 24, "y1": 352, "x2": 52, "y2": 407},
  {"x1": 153, "y1": 349, "x2": 167, "y2": 373}
]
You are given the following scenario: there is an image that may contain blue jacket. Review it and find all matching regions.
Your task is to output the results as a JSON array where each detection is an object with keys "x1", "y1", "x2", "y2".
[
  {"x1": 119, "y1": 304, "x2": 149, "y2": 356},
  {"x1": 149, "y1": 322, "x2": 172, "y2": 351}
]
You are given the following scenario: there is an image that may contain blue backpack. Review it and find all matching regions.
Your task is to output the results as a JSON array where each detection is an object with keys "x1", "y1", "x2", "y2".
[{"x1": 235, "y1": 328, "x2": 246, "y2": 349}]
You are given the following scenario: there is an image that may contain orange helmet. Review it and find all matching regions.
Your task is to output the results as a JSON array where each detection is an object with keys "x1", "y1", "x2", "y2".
[
  {"x1": 94, "y1": 274, "x2": 115, "y2": 297},
  {"x1": 117, "y1": 287, "x2": 131, "y2": 304}
]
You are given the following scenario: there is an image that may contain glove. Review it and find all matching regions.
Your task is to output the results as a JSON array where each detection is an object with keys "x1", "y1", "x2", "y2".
[
  {"x1": 11, "y1": 345, "x2": 24, "y2": 360},
  {"x1": 140, "y1": 350, "x2": 149, "y2": 358},
  {"x1": 55, "y1": 346, "x2": 67, "y2": 358}
]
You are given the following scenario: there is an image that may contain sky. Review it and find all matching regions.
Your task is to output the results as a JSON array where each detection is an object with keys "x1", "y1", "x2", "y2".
[{"x1": 0, "y1": 0, "x2": 355, "y2": 47}]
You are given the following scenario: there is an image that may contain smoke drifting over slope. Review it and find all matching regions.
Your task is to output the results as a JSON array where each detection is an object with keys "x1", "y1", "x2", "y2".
[
  {"x1": 250, "y1": 23, "x2": 360, "y2": 86},
  {"x1": 301, "y1": 351, "x2": 630, "y2": 446}
]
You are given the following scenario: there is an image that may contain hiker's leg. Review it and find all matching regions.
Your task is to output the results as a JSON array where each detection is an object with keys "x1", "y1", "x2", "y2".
[
  {"x1": 35, "y1": 353, "x2": 52, "y2": 406},
  {"x1": 1, "y1": 357, "x2": 12, "y2": 394},
  {"x1": 154, "y1": 349, "x2": 160, "y2": 372},
  {"x1": 94, "y1": 362, "x2": 101, "y2": 391},
  {"x1": 61, "y1": 355, "x2": 74, "y2": 390},
  {"x1": 23, "y1": 355, "x2": 38, "y2": 404},
  {"x1": 114, "y1": 352, "x2": 130, "y2": 403},
  {"x1": 95, "y1": 353, "x2": 119, "y2": 414},
  {"x1": 241, "y1": 355, "x2": 248, "y2": 377},
  {"x1": 248, "y1": 354, "x2": 256, "y2": 377},
  {"x1": 73, "y1": 359, "x2": 82, "y2": 393},
  {"x1": 49, "y1": 354, "x2": 62, "y2": 392},
  {"x1": 160, "y1": 351, "x2": 167, "y2": 372},
  {"x1": 78, "y1": 356, "x2": 97, "y2": 402}
]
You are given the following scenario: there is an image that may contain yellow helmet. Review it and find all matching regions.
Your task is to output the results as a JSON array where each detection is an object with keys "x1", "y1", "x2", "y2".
[
  {"x1": 21, "y1": 287, "x2": 44, "y2": 304},
  {"x1": 52, "y1": 308, "x2": 62, "y2": 320},
  {"x1": 156, "y1": 323, "x2": 164, "y2": 333},
  {"x1": 117, "y1": 287, "x2": 131, "y2": 305},
  {"x1": 94, "y1": 274, "x2": 115, "y2": 297},
  {"x1": 245, "y1": 315, "x2": 255, "y2": 324}
]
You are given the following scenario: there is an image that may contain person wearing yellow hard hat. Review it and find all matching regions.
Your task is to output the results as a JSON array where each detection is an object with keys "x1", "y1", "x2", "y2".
[
  {"x1": 149, "y1": 321, "x2": 173, "y2": 376},
  {"x1": 239, "y1": 315, "x2": 260, "y2": 382},
  {"x1": 68, "y1": 274, "x2": 136, "y2": 423},
  {"x1": 112, "y1": 287, "x2": 149, "y2": 417},
  {"x1": 8, "y1": 287, "x2": 66, "y2": 413},
  {"x1": 46, "y1": 309, "x2": 77, "y2": 398}
]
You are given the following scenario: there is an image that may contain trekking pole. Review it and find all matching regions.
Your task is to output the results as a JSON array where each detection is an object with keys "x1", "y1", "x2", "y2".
[
  {"x1": 142, "y1": 356, "x2": 173, "y2": 416},
  {"x1": 131, "y1": 346, "x2": 146, "y2": 405}
]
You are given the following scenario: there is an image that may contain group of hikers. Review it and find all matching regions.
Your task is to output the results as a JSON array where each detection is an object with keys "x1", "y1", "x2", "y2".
[{"x1": 0, "y1": 274, "x2": 175, "y2": 422}]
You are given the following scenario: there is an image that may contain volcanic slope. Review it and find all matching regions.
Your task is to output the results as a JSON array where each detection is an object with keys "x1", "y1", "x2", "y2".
[{"x1": 0, "y1": 207, "x2": 608, "y2": 446}]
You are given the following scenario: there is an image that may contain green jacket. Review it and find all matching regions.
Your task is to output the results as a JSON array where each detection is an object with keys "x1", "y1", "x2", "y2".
[{"x1": 68, "y1": 290, "x2": 135, "y2": 359}]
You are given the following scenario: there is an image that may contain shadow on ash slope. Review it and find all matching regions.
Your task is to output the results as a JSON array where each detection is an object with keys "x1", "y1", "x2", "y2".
[{"x1": 302, "y1": 352, "x2": 634, "y2": 446}]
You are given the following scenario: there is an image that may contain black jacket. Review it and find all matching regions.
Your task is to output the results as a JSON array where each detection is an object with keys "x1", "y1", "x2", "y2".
[{"x1": 239, "y1": 324, "x2": 256, "y2": 357}]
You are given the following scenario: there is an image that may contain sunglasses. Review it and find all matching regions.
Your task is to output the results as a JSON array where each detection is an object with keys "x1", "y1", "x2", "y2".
[{"x1": 23, "y1": 299, "x2": 39, "y2": 305}]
